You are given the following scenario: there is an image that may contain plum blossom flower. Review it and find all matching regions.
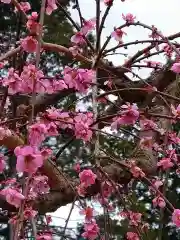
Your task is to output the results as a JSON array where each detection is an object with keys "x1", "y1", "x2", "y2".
[
  {"x1": 82, "y1": 220, "x2": 99, "y2": 240},
  {"x1": 71, "y1": 32, "x2": 86, "y2": 45},
  {"x1": 0, "y1": 188, "x2": 25, "y2": 208},
  {"x1": 152, "y1": 196, "x2": 166, "y2": 208},
  {"x1": 36, "y1": 233, "x2": 52, "y2": 240},
  {"x1": 122, "y1": 13, "x2": 136, "y2": 23},
  {"x1": 2, "y1": 68, "x2": 22, "y2": 94},
  {"x1": 80, "y1": 206, "x2": 94, "y2": 221},
  {"x1": 111, "y1": 103, "x2": 139, "y2": 129},
  {"x1": 172, "y1": 209, "x2": 180, "y2": 227},
  {"x1": 63, "y1": 66, "x2": 94, "y2": 93},
  {"x1": 144, "y1": 60, "x2": 162, "y2": 68},
  {"x1": 171, "y1": 104, "x2": 180, "y2": 118},
  {"x1": 26, "y1": 12, "x2": 39, "y2": 34},
  {"x1": 21, "y1": 36, "x2": 38, "y2": 53},
  {"x1": 111, "y1": 28, "x2": 126, "y2": 42},
  {"x1": 0, "y1": 127, "x2": 11, "y2": 140},
  {"x1": 103, "y1": 0, "x2": 113, "y2": 5},
  {"x1": 14, "y1": 146, "x2": 43, "y2": 173},
  {"x1": 24, "y1": 207, "x2": 37, "y2": 220},
  {"x1": 69, "y1": 45, "x2": 80, "y2": 56},
  {"x1": 79, "y1": 169, "x2": 97, "y2": 187},
  {"x1": 171, "y1": 62, "x2": 180, "y2": 73},
  {"x1": 45, "y1": 215, "x2": 52, "y2": 225},
  {"x1": 46, "y1": 0, "x2": 57, "y2": 15},
  {"x1": 126, "y1": 232, "x2": 139, "y2": 240},
  {"x1": 169, "y1": 132, "x2": 180, "y2": 145},
  {"x1": 81, "y1": 18, "x2": 96, "y2": 35},
  {"x1": 130, "y1": 163, "x2": 145, "y2": 178},
  {"x1": 31, "y1": 175, "x2": 50, "y2": 194},
  {"x1": 157, "y1": 158, "x2": 174, "y2": 170},
  {"x1": 74, "y1": 163, "x2": 81, "y2": 173},
  {"x1": 28, "y1": 123, "x2": 47, "y2": 146},
  {"x1": 129, "y1": 211, "x2": 142, "y2": 226},
  {"x1": 74, "y1": 113, "x2": 93, "y2": 141},
  {"x1": 77, "y1": 184, "x2": 87, "y2": 197},
  {"x1": 14, "y1": 1, "x2": 31, "y2": 12}
]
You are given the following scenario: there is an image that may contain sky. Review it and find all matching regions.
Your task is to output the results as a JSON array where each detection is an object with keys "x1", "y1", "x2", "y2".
[{"x1": 49, "y1": 0, "x2": 180, "y2": 235}]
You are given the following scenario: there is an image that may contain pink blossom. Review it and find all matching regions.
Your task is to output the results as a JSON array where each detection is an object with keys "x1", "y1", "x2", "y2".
[
  {"x1": 31, "y1": 175, "x2": 50, "y2": 194},
  {"x1": 26, "y1": 12, "x2": 39, "y2": 34},
  {"x1": 145, "y1": 60, "x2": 162, "y2": 68},
  {"x1": 126, "y1": 232, "x2": 139, "y2": 240},
  {"x1": 172, "y1": 209, "x2": 180, "y2": 227},
  {"x1": 14, "y1": 1, "x2": 31, "y2": 12},
  {"x1": 0, "y1": 188, "x2": 25, "y2": 208},
  {"x1": 129, "y1": 211, "x2": 142, "y2": 226},
  {"x1": 169, "y1": 133, "x2": 180, "y2": 145},
  {"x1": 152, "y1": 196, "x2": 166, "y2": 208},
  {"x1": 74, "y1": 113, "x2": 93, "y2": 141},
  {"x1": 153, "y1": 179, "x2": 163, "y2": 189},
  {"x1": 24, "y1": 207, "x2": 37, "y2": 220},
  {"x1": 80, "y1": 206, "x2": 94, "y2": 221},
  {"x1": 28, "y1": 123, "x2": 47, "y2": 146},
  {"x1": 81, "y1": 18, "x2": 96, "y2": 35},
  {"x1": 46, "y1": 215, "x2": 52, "y2": 224},
  {"x1": 46, "y1": 122, "x2": 58, "y2": 136},
  {"x1": 63, "y1": 66, "x2": 94, "y2": 93},
  {"x1": 79, "y1": 169, "x2": 97, "y2": 187},
  {"x1": 140, "y1": 119, "x2": 158, "y2": 131},
  {"x1": 111, "y1": 103, "x2": 139, "y2": 129},
  {"x1": 14, "y1": 146, "x2": 43, "y2": 173},
  {"x1": 0, "y1": 127, "x2": 11, "y2": 140},
  {"x1": 102, "y1": 181, "x2": 113, "y2": 198},
  {"x1": 41, "y1": 148, "x2": 52, "y2": 161},
  {"x1": 46, "y1": 0, "x2": 57, "y2": 15},
  {"x1": 71, "y1": 32, "x2": 86, "y2": 45},
  {"x1": 163, "y1": 44, "x2": 173, "y2": 57},
  {"x1": 103, "y1": 0, "x2": 113, "y2": 5},
  {"x1": 20, "y1": 64, "x2": 45, "y2": 93},
  {"x1": 157, "y1": 158, "x2": 174, "y2": 170},
  {"x1": 2, "y1": 68, "x2": 22, "y2": 94},
  {"x1": 0, "y1": 62, "x2": 4, "y2": 68},
  {"x1": 69, "y1": 45, "x2": 80, "y2": 56},
  {"x1": 36, "y1": 233, "x2": 52, "y2": 240},
  {"x1": 21, "y1": 36, "x2": 38, "y2": 53},
  {"x1": 149, "y1": 26, "x2": 160, "y2": 40},
  {"x1": 122, "y1": 13, "x2": 136, "y2": 23},
  {"x1": 171, "y1": 62, "x2": 180, "y2": 73},
  {"x1": 74, "y1": 163, "x2": 81, "y2": 173},
  {"x1": 82, "y1": 220, "x2": 99, "y2": 240},
  {"x1": 171, "y1": 104, "x2": 180, "y2": 118},
  {"x1": 77, "y1": 184, "x2": 87, "y2": 197},
  {"x1": 130, "y1": 165, "x2": 145, "y2": 178},
  {"x1": 52, "y1": 80, "x2": 68, "y2": 91},
  {"x1": 111, "y1": 28, "x2": 126, "y2": 42},
  {"x1": 0, "y1": 0, "x2": 11, "y2": 3}
]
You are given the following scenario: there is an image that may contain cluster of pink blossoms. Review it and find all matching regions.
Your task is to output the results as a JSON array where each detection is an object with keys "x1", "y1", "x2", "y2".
[
  {"x1": 111, "y1": 103, "x2": 139, "y2": 129},
  {"x1": 1, "y1": 64, "x2": 94, "y2": 94},
  {"x1": 77, "y1": 169, "x2": 97, "y2": 197},
  {"x1": 79, "y1": 203, "x2": 99, "y2": 239},
  {"x1": 71, "y1": 18, "x2": 96, "y2": 45},
  {"x1": 0, "y1": 0, "x2": 57, "y2": 15}
]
